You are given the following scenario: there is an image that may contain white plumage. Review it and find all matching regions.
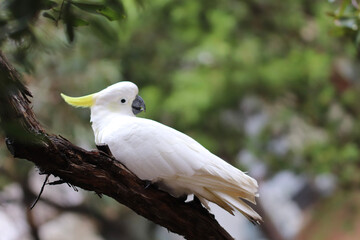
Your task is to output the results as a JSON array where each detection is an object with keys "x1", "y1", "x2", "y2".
[{"x1": 61, "y1": 81, "x2": 262, "y2": 223}]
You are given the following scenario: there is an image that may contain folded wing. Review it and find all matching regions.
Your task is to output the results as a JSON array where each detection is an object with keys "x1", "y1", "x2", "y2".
[{"x1": 104, "y1": 117, "x2": 262, "y2": 223}]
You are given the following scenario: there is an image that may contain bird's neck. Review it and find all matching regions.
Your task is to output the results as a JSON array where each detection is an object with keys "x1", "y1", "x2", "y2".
[{"x1": 90, "y1": 106, "x2": 133, "y2": 144}]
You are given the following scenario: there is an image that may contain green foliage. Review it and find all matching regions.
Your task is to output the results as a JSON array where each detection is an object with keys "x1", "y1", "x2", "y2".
[
  {"x1": 0, "y1": 0, "x2": 126, "y2": 46},
  {"x1": 3, "y1": 0, "x2": 360, "y2": 238},
  {"x1": 328, "y1": 0, "x2": 360, "y2": 51},
  {"x1": 2, "y1": 1, "x2": 360, "y2": 235},
  {"x1": 4, "y1": 0, "x2": 354, "y2": 184}
]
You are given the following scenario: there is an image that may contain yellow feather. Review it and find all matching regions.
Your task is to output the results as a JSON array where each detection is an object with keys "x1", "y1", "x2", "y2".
[{"x1": 60, "y1": 93, "x2": 95, "y2": 108}]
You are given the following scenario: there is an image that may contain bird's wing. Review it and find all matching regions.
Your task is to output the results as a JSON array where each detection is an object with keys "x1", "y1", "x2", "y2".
[
  {"x1": 103, "y1": 117, "x2": 261, "y2": 222},
  {"x1": 103, "y1": 117, "x2": 205, "y2": 180}
]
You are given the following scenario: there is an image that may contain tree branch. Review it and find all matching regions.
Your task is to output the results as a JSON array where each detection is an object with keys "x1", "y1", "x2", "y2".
[{"x1": 0, "y1": 52, "x2": 234, "y2": 240}]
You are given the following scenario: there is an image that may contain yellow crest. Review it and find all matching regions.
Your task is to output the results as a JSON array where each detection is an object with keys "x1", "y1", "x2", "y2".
[{"x1": 60, "y1": 93, "x2": 95, "y2": 107}]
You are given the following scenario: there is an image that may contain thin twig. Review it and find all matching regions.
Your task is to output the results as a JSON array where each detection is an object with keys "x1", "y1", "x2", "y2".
[
  {"x1": 30, "y1": 174, "x2": 49, "y2": 209},
  {"x1": 56, "y1": 0, "x2": 66, "y2": 26}
]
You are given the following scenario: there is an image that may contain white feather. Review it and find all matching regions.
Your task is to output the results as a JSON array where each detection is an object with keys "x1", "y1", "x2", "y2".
[{"x1": 88, "y1": 82, "x2": 262, "y2": 223}]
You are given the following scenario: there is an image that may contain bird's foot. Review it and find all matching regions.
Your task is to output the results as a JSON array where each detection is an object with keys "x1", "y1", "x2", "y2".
[{"x1": 96, "y1": 144, "x2": 113, "y2": 157}]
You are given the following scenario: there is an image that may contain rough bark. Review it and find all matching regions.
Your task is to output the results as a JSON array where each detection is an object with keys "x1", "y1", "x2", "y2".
[{"x1": 0, "y1": 52, "x2": 234, "y2": 240}]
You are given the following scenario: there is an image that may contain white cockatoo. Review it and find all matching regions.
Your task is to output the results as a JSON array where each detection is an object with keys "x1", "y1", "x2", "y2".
[{"x1": 61, "y1": 81, "x2": 261, "y2": 223}]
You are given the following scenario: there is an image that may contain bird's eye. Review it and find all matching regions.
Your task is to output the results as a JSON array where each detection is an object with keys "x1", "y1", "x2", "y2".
[{"x1": 121, "y1": 99, "x2": 126, "y2": 103}]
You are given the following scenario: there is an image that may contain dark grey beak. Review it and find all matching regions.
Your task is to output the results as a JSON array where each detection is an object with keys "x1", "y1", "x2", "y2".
[{"x1": 132, "y1": 95, "x2": 146, "y2": 115}]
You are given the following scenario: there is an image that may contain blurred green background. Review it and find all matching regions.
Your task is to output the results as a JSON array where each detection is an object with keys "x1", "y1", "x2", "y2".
[{"x1": 1, "y1": 0, "x2": 360, "y2": 239}]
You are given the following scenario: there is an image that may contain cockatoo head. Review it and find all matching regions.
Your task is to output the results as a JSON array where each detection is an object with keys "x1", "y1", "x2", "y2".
[{"x1": 61, "y1": 81, "x2": 146, "y2": 116}]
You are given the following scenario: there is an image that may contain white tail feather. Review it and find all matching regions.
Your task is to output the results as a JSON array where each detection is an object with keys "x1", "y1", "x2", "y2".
[{"x1": 161, "y1": 174, "x2": 262, "y2": 223}]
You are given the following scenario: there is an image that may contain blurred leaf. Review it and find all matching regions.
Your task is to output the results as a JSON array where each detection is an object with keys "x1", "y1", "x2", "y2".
[
  {"x1": 88, "y1": 17, "x2": 118, "y2": 44},
  {"x1": 0, "y1": 19, "x2": 7, "y2": 27},
  {"x1": 318, "y1": 86, "x2": 335, "y2": 106},
  {"x1": 64, "y1": 1, "x2": 75, "y2": 42},
  {"x1": 97, "y1": 7, "x2": 123, "y2": 21},
  {"x1": 341, "y1": 143, "x2": 359, "y2": 162},
  {"x1": 42, "y1": 12, "x2": 57, "y2": 22},
  {"x1": 41, "y1": 0, "x2": 58, "y2": 10},
  {"x1": 71, "y1": 1, "x2": 106, "y2": 13},
  {"x1": 326, "y1": 11, "x2": 336, "y2": 18},
  {"x1": 338, "y1": 0, "x2": 351, "y2": 17},
  {"x1": 66, "y1": 21, "x2": 75, "y2": 42},
  {"x1": 355, "y1": 30, "x2": 360, "y2": 47},
  {"x1": 71, "y1": 1, "x2": 123, "y2": 20},
  {"x1": 73, "y1": 17, "x2": 90, "y2": 27},
  {"x1": 335, "y1": 18, "x2": 357, "y2": 30}
]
